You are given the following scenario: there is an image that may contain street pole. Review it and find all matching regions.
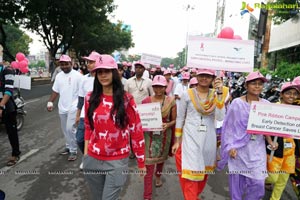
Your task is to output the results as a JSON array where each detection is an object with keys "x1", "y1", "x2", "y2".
[
  {"x1": 261, "y1": 0, "x2": 274, "y2": 69},
  {"x1": 184, "y1": 4, "x2": 194, "y2": 66}
]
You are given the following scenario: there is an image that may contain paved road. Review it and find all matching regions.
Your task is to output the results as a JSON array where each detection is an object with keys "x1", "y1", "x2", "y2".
[{"x1": 0, "y1": 84, "x2": 297, "y2": 199}]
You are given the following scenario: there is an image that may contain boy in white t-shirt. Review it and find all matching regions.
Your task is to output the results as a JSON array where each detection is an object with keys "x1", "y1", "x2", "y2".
[
  {"x1": 47, "y1": 54, "x2": 82, "y2": 161},
  {"x1": 74, "y1": 52, "x2": 100, "y2": 168}
]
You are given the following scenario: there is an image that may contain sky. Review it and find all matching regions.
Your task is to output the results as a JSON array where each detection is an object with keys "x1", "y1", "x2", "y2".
[{"x1": 29, "y1": 0, "x2": 261, "y2": 58}]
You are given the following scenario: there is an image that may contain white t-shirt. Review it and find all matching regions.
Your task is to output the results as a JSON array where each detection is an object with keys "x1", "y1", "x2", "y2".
[
  {"x1": 78, "y1": 74, "x2": 95, "y2": 118},
  {"x1": 52, "y1": 70, "x2": 82, "y2": 114}
]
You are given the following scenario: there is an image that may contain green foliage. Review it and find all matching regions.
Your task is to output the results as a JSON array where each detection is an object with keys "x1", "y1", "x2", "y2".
[
  {"x1": 29, "y1": 60, "x2": 46, "y2": 68},
  {"x1": 273, "y1": 61, "x2": 300, "y2": 79},
  {"x1": 272, "y1": 0, "x2": 300, "y2": 25},
  {"x1": 1, "y1": 24, "x2": 32, "y2": 61}
]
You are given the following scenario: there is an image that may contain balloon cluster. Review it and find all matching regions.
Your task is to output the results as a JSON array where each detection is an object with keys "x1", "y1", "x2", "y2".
[
  {"x1": 11, "y1": 52, "x2": 29, "y2": 74},
  {"x1": 217, "y1": 27, "x2": 242, "y2": 40}
]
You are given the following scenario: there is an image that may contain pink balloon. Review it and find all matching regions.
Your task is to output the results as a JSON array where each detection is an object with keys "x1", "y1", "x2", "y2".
[
  {"x1": 16, "y1": 52, "x2": 26, "y2": 62},
  {"x1": 23, "y1": 57, "x2": 29, "y2": 64},
  {"x1": 233, "y1": 35, "x2": 242, "y2": 40},
  {"x1": 11, "y1": 61, "x2": 20, "y2": 69},
  {"x1": 19, "y1": 60, "x2": 28, "y2": 69},
  {"x1": 217, "y1": 33, "x2": 221, "y2": 38},
  {"x1": 20, "y1": 67, "x2": 29, "y2": 74},
  {"x1": 220, "y1": 27, "x2": 234, "y2": 39}
]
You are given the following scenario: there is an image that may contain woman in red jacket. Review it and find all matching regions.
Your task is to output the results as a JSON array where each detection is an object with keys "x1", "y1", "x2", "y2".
[{"x1": 83, "y1": 55, "x2": 146, "y2": 200}]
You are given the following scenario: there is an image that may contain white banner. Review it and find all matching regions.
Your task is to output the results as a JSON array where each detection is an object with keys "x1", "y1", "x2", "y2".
[
  {"x1": 187, "y1": 36, "x2": 254, "y2": 72},
  {"x1": 14, "y1": 75, "x2": 31, "y2": 90},
  {"x1": 141, "y1": 53, "x2": 162, "y2": 66},
  {"x1": 137, "y1": 102, "x2": 163, "y2": 131},
  {"x1": 247, "y1": 101, "x2": 300, "y2": 138}
]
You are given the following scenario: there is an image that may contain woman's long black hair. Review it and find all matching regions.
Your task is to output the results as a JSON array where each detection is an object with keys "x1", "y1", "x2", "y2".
[{"x1": 87, "y1": 69, "x2": 128, "y2": 130}]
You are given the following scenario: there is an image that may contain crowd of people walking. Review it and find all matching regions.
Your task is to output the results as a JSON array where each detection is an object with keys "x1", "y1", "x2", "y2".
[{"x1": 2, "y1": 52, "x2": 300, "y2": 200}]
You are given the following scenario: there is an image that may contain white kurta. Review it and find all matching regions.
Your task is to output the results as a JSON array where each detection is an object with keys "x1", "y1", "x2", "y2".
[{"x1": 176, "y1": 89, "x2": 225, "y2": 180}]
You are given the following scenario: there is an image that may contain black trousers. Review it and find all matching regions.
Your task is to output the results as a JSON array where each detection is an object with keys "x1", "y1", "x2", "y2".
[{"x1": 3, "y1": 111, "x2": 21, "y2": 157}]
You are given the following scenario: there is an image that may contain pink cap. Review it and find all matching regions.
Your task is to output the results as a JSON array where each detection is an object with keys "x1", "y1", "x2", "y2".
[
  {"x1": 245, "y1": 71, "x2": 267, "y2": 83},
  {"x1": 182, "y1": 72, "x2": 190, "y2": 80},
  {"x1": 122, "y1": 61, "x2": 128, "y2": 66},
  {"x1": 172, "y1": 69, "x2": 177, "y2": 74},
  {"x1": 127, "y1": 62, "x2": 132, "y2": 67},
  {"x1": 191, "y1": 68, "x2": 197, "y2": 73},
  {"x1": 82, "y1": 51, "x2": 101, "y2": 61},
  {"x1": 152, "y1": 75, "x2": 167, "y2": 86},
  {"x1": 169, "y1": 64, "x2": 174, "y2": 68},
  {"x1": 182, "y1": 66, "x2": 188, "y2": 71},
  {"x1": 163, "y1": 70, "x2": 171, "y2": 75},
  {"x1": 292, "y1": 76, "x2": 300, "y2": 86},
  {"x1": 92, "y1": 54, "x2": 117, "y2": 71},
  {"x1": 156, "y1": 65, "x2": 161, "y2": 69},
  {"x1": 189, "y1": 77, "x2": 198, "y2": 85},
  {"x1": 281, "y1": 82, "x2": 299, "y2": 93},
  {"x1": 59, "y1": 55, "x2": 71, "y2": 62},
  {"x1": 134, "y1": 61, "x2": 145, "y2": 68},
  {"x1": 197, "y1": 69, "x2": 215, "y2": 76}
]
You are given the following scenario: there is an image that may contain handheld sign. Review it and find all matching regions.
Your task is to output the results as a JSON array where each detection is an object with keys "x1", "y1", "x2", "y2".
[
  {"x1": 247, "y1": 101, "x2": 300, "y2": 138},
  {"x1": 137, "y1": 102, "x2": 163, "y2": 131},
  {"x1": 187, "y1": 36, "x2": 254, "y2": 72}
]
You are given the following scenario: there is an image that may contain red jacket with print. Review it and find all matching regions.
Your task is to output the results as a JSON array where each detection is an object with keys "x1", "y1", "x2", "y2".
[{"x1": 84, "y1": 92, "x2": 145, "y2": 168}]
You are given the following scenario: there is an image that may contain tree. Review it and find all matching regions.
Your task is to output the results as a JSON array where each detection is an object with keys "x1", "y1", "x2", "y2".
[
  {"x1": 72, "y1": 21, "x2": 134, "y2": 58},
  {"x1": 272, "y1": 0, "x2": 299, "y2": 24},
  {"x1": 2, "y1": 24, "x2": 32, "y2": 61},
  {"x1": 0, "y1": 0, "x2": 24, "y2": 60},
  {"x1": 21, "y1": 0, "x2": 116, "y2": 60}
]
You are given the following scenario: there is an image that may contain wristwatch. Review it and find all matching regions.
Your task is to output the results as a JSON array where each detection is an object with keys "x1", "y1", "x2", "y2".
[{"x1": 0, "y1": 105, "x2": 5, "y2": 110}]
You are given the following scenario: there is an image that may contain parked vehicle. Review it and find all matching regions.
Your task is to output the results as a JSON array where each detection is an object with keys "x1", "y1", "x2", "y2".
[{"x1": 13, "y1": 89, "x2": 26, "y2": 131}]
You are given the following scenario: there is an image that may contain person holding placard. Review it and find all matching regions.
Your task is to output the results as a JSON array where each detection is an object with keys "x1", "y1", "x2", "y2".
[
  {"x1": 265, "y1": 82, "x2": 298, "y2": 200},
  {"x1": 218, "y1": 71, "x2": 271, "y2": 200},
  {"x1": 172, "y1": 69, "x2": 225, "y2": 200},
  {"x1": 141, "y1": 75, "x2": 176, "y2": 200},
  {"x1": 290, "y1": 76, "x2": 300, "y2": 199}
]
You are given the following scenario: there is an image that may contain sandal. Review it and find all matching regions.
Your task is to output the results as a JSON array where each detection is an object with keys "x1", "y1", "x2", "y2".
[
  {"x1": 155, "y1": 178, "x2": 163, "y2": 187},
  {"x1": 6, "y1": 156, "x2": 20, "y2": 166},
  {"x1": 265, "y1": 183, "x2": 273, "y2": 191}
]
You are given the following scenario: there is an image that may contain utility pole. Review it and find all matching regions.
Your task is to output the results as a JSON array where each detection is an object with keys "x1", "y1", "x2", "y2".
[
  {"x1": 214, "y1": 0, "x2": 226, "y2": 36},
  {"x1": 261, "y1": 0, "x2": 274, "y2": 68}
]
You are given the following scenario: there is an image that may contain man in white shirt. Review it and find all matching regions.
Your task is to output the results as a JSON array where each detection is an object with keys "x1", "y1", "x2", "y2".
[
  {"x1": 124, "y1": 61, "x2": 153, "y2": 104},
  {"x1": 47, "y1": 54, "x2": 82, "y2": 161},
  {"x1": 124, "y1": 61, "x2": 153, "y2": 159}
]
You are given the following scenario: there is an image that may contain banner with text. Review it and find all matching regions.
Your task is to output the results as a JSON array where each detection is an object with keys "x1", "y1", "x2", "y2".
[
  {"x1": 137, "y1": 102, "x2": 163, "y2": 131},
  {"x1": 141, "y1": 53, "x2": 162, "y2": 66},
  {"x1": 187, "y1": 36, "x2": 254, "y2": 72},
  {"x1": 247, "y1": 101, "x2": 300, "y2": 138}
]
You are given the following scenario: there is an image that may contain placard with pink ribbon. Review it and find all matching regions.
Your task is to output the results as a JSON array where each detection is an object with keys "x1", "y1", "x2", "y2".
[
  {"x1": 137, "y1": 102, "x2": 163, "y2": 131},
  {"x1": 247, "y1": 101, "x2": 300, "y2": 138},
  {"x1": 187, "y1": 36, "x2": 254, "y2": 72}
]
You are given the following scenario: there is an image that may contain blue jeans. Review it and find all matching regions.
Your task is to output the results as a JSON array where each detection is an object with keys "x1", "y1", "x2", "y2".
[{"x1": 76, "y1": 118, "x2": 85, "y2": 154}]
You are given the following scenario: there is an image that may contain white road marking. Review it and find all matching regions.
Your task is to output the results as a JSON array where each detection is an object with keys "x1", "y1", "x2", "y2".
[
  {"x1": 25, "y1": 98, "x2": 40, "y2": 105},
  {"x1": 0, "y1": 149, "x2": 39, "y2": 171}
]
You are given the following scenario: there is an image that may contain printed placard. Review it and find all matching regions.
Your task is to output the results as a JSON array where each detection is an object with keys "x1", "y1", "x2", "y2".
[
  {"x1": 141, "y1": 53, "x2": 162, "y2": 66},
  {"x1": 136, "y1": 102, "x2": 163, "y2": 131},
  {"x1": 247, "y1": 101, "x2": 300, "y2": 138},
  {"x1": 187, "y1": 36, "x2": 254, "y2": 72}
]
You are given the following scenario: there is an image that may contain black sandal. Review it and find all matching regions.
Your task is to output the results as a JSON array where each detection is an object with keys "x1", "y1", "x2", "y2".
[{"x1": 6, "y1": 156, "x2": 20, "y2": 166}]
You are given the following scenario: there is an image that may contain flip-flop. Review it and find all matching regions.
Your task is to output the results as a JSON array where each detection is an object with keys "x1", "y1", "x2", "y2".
[
  {"x1": 155, "y1": 180, "x2": 163, "y2": 187},
  {"x1": 265, "y1": 183, "x2": 273, "y2": 191},
  {"x1": 6, "y1": 156, "x2": 20, "y2": 166}
]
